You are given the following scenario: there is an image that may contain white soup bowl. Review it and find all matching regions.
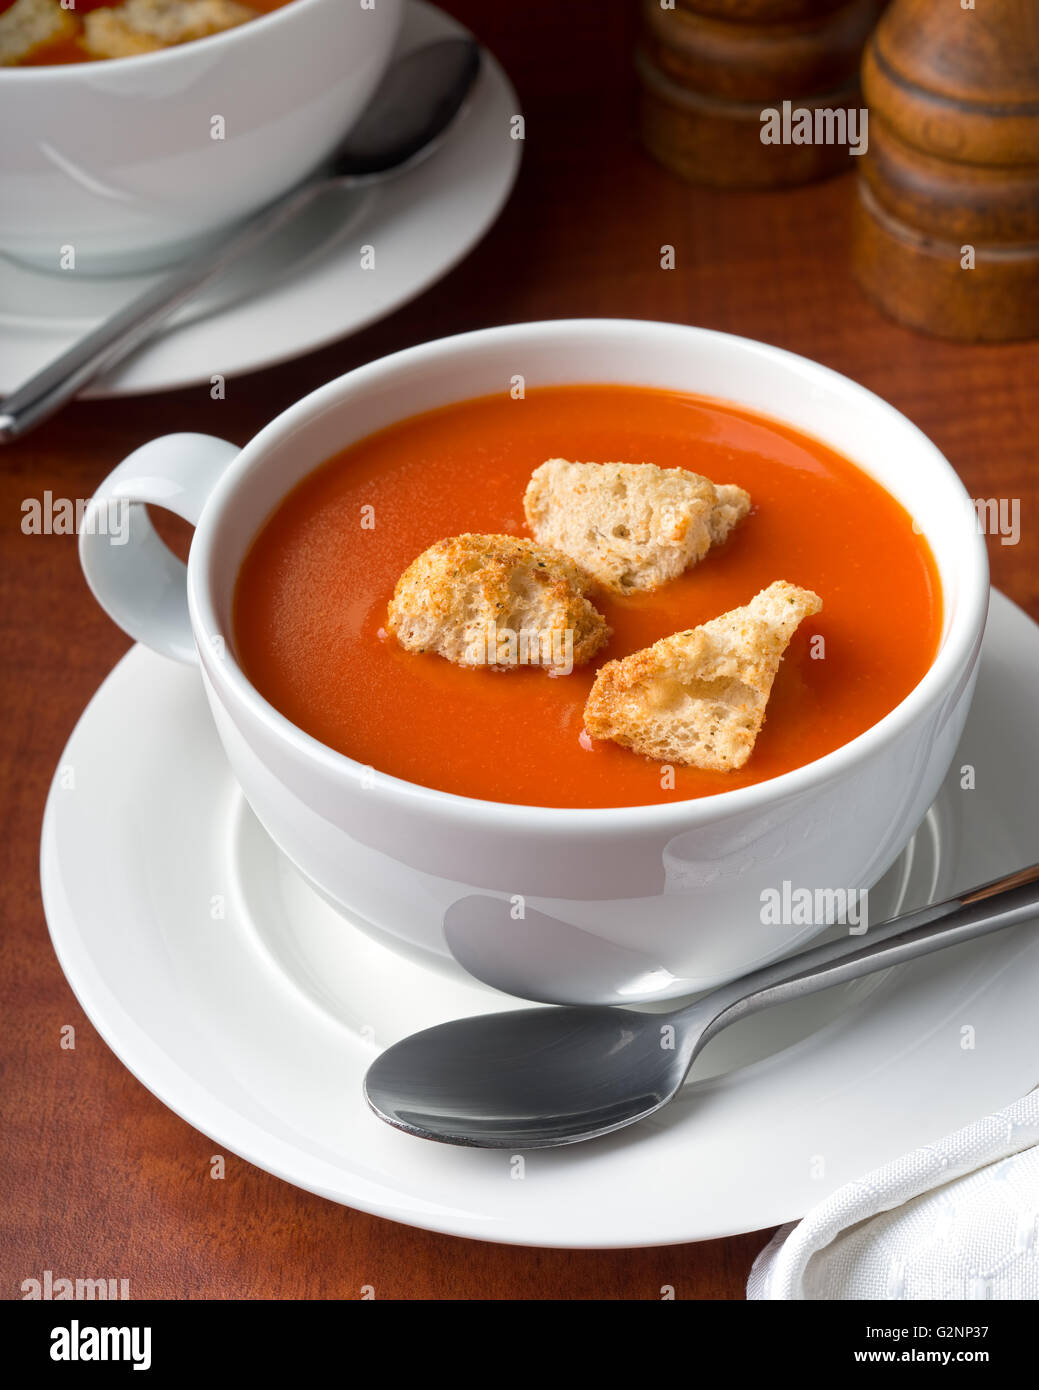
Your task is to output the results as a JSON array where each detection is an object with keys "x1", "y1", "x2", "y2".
[{"x1": 79, "y1": 320, "x2": 989, "y2": 1001}]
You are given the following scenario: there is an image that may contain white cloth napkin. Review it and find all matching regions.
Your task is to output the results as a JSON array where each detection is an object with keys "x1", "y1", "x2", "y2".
[{"x1": 748, "y1": 1089, "x2": 1039, "y2": 1300}]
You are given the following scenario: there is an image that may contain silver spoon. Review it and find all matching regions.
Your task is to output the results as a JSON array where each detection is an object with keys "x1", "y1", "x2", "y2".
[
  {"x1": 0, "y1": 38, "x2": 481, "y2": 442},
  {"x1": 365, "y1": 862, "x2": 1039, "y2": 1149}
]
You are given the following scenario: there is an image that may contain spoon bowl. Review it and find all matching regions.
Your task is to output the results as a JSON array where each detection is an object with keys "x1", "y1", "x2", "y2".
[
  {"x1": 364, "y1": 1005, "x2": 698, "y2": 1148},
  {"x1": 331, "y1": 38, "x2": 482, "y2": 178}
]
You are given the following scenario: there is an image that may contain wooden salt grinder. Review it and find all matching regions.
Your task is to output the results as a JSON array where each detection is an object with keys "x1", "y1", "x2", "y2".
[{"x1": 853, "y1": 0, "x2": 1039, "y2": 341}]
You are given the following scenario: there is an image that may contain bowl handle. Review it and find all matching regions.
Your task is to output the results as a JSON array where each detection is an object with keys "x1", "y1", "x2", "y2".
[{"x1": 79, "y1": 433, "x2": 239, "y2": 664}]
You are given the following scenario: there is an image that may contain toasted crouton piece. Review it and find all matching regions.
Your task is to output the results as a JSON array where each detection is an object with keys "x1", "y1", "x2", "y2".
[
  {"x1": 82, "y1": 0, "x2": 255, "y2": 58},
  {"x1": 0, "y1": 0, "x2": 78, "y2": 66},
  {"x1": 387, "y1": 534, "x2": 610, "y2": 673},
  {"x1": 81, "y1": 10, "x2": 162, "y2": 57},
  {"x1": 583, "y1": 580, "x2": 822, "y2": 770},
  {"x1": 523, "y1": 460, "x2": 751, "y2": 595}
]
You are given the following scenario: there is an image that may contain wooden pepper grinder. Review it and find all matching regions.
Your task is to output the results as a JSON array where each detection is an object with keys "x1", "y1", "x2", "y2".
[
  {"x1": 853, "y1": 0, "x2": 1039, "y2": 341},
  {"x1": 638, "y1": 0, "x2": 886, "y2": 189}
]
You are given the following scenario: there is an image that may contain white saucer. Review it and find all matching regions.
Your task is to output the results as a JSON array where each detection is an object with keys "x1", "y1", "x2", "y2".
[
  {"x1": 0, "y1": 2, "x2": 521, "y2": 398},
  {"x1": 40, "y1": 590, "x2": 1039, "y2": 1247}
]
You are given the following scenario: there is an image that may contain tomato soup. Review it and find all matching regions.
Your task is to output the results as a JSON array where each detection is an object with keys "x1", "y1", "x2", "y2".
[
  {"x1": 1, "y1": 0, "x2": 292, "y2": 67},
  {"x1": 233, "y1": 386, "x2": 942, "y2": 809}
]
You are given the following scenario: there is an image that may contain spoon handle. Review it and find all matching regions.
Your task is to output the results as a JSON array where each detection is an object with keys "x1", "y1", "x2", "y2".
[
  {"x1": 0, "y1": 177, "x2": 328, "y2": 443},
  {"x1": 695, "y1": 862, "x2": 1039, "y2": 1043}
]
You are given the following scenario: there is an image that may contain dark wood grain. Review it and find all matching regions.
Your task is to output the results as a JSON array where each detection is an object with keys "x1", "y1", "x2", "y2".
[
  {"x1": 855, "y1": 0, "x2": 1039, "y2": 339},
  {"x1": 637, "y1": 0, "x2": 883, "y2": 188},
  {"x1": 643, "y1": 0, "x2": 881, "y2": 101},
  {"x1": 2, "y1": 0, "x2": 1038, "y2": 1301}
]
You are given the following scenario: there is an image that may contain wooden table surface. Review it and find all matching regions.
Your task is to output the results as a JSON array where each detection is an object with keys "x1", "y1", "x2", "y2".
[{"x1": 3, "y1": 1, "x2": 1038, "y2": 1301}]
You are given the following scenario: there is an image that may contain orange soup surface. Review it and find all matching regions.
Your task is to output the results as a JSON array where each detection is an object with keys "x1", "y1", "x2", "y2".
[
  {"x1": 234, "y1": 386, "x2": 942, "y2": 809},
  {"x1": 3, "y1": 0, "x2": 292, "y2": 67}
]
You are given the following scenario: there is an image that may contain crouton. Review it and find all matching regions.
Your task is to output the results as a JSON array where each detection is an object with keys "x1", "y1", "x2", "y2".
[
  {"x1": 0, "y1": 0, "x2": 78, "y2": 66},
  {"x1": 523, "y1": 459, "x2": 751, "y2": 595},
  {"x1": 81, "y1": 10, "x2": 162, "y2": 58},
  {"x1": 82, "y1": 0, "x2": 255, "y2": 58},
  {"x1": 583, "y1": 580, "x2": 822, "y2": 769},
  {"x1": 387, "y1": 533, "x2": 610, "y2": 673}
]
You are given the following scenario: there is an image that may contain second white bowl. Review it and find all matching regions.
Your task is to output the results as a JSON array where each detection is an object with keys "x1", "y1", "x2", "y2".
[{"x1": 0, "y1": 0, "x2": 403, "y2": 275}]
